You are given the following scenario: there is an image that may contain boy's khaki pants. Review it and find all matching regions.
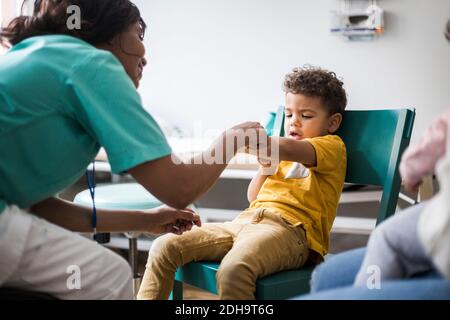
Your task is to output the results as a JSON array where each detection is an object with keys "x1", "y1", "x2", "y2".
[{"x1": 137, "y1": 208, "x2": 309, "y2": 300}]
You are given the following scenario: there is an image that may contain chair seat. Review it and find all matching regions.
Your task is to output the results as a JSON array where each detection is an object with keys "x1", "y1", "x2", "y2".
[
  {"x1": 74, "y1": 183, "x2": 162, "y2": 210},
  {"x1": 175, "y1": 262, "x2": 316, "y2": 299}
]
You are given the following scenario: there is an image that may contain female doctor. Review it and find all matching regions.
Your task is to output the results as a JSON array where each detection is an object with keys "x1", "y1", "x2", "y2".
[{"x1": 0, "y1": 0, "x2": 265, "y2": 299}]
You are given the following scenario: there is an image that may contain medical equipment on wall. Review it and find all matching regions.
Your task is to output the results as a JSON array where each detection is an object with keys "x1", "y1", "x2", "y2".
[{"x1": 330, "y1": 0, "x2": 384, "y2": 41}]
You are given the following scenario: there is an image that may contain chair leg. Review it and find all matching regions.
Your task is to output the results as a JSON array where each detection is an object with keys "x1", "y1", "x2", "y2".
[
  {"x1": 128, "y1": 237, "x2": 140, "y2": 299},
  {"x1": 171, "y1": 280, "x2": 183, "y2": 300}
]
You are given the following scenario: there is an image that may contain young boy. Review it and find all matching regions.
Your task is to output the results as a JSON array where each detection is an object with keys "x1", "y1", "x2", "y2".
[{"x1": 137, "y1": 66, "x2": 348, "y2": 300}]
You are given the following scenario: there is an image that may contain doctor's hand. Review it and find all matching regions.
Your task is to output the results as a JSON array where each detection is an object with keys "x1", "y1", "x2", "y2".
[
  {"x1": 144, "y1": 205, "x2": 202, "y2": 235},
  {"x1": 225, "y1": 122, "x2": 269, "y2": 154},
  {"x1": 255, "y1": 135, "x2": 279, "y2": 175}
]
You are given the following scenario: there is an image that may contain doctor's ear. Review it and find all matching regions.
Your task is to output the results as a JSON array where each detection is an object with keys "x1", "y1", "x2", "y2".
[{"x1": 327, "y1": 113, "x2": 343, "y2": 134}]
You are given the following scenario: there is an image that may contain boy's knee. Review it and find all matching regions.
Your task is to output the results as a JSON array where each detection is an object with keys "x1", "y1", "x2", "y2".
[
  {"x1": 148, "y1": 234, "x2": 181, "y2": 265},
  {"x1": 150, "y1": 234, "x2": 178, "y2": 254}
]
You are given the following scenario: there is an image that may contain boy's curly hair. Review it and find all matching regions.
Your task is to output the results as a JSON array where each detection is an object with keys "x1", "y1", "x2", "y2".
[{"x1": 283, "y1": 66, "x2": 347, "y2": 116}]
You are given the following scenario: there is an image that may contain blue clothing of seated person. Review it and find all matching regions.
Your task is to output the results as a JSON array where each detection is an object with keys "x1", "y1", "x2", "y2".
[
  {"x1": 297, "y1": 247, "x2": 450, "y2": 300},
  {"x1": 293, "y1": 204, "x2": 450, "y2": 300}
]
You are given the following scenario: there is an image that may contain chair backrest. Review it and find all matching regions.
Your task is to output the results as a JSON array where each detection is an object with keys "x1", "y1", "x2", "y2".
[{"x1": 272, "y1": 106, "x2": 416, "y2": 224}]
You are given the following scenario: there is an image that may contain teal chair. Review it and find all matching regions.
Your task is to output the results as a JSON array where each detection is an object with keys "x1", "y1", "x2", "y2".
[{"x1": 173, "y1": 107, "x2": 416, "y2": 300}]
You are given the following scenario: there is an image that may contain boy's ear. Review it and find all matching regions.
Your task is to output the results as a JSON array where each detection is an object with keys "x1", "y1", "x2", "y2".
[{"x1": 328, "y1": 113, "x2": 343, "y2": 134}]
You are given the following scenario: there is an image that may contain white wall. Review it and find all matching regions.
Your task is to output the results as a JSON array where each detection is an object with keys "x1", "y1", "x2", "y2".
[{"x1": 134, "y1": 0, "x2": 450, "y2": 142}]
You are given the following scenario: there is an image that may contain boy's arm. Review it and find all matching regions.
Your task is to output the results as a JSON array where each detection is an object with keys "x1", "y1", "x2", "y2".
[
  {"x1": 247, "y1": 168, "x2": 270, "y2": 203},
  {"x1": 264, "y1": 137, "x2": 317, "y2": 167}
]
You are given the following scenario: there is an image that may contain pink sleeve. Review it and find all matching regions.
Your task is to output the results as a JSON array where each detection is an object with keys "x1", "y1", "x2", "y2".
[{"x1": 399, "y1": 106, "x2": 450, "y2": 186}]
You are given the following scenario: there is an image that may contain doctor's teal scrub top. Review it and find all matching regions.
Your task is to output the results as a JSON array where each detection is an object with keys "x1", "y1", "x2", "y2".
[{"x1": 0, "y1": 35, "x2": 172, "y2": 213}]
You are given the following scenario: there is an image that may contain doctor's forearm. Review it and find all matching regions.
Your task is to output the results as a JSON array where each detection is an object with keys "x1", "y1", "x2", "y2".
[
  {"x1": 178, "y1": 135, "x2": 238, "y2": 204},
  {"x1": 30, "y1": 197, "x2": 152, "y2": 233},
  {"x1": 130, "y1": 133, "x2": 236, "y2": 209}
]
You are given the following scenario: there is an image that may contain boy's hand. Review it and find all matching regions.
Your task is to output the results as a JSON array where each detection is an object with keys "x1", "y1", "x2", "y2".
[
  {"x1": 256, "y1": 136, "x2": 279, "y2": 175},
  {"x1": 144, "y1": 205, "x2": 202, "y2": 235},
  {"x1": 226, "y1": 122, "x2": 269, "y2": 154}
]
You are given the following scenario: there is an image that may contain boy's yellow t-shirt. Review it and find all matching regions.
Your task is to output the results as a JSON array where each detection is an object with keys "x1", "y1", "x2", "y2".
[{"x1": 249, "y1": 135, "x2": 347, "y2": 257}]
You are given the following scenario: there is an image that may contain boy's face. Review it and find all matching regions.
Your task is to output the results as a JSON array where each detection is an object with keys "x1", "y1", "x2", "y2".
[{"x1": 284, "y1": 93, "x2": 341, "y2": 140}]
